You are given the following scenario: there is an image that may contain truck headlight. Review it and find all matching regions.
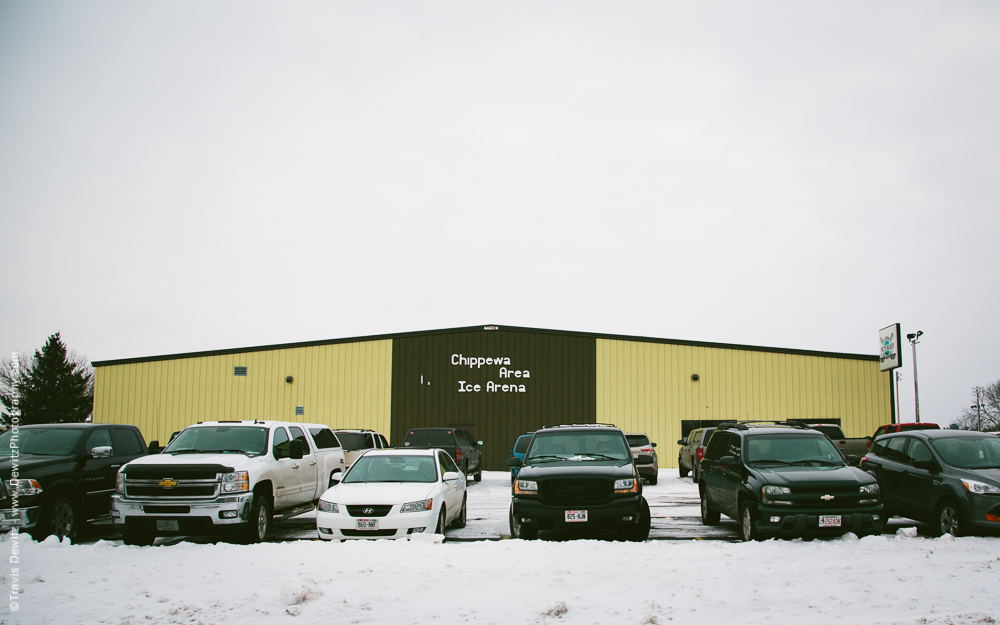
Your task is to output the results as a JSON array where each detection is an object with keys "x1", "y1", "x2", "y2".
[
  {"x1": 614, "y1": 478, "x2": 638, "y2": 493},
  {"x1": 116, "y1": 470, "x2": 125, "y2": 494},
  {"x1": 221, "y1": 471, "x2": 249, "y2": 493},
  {"x1": 317, "y1": 500, "x2": 339, "y2": 513},
  {"x1": 5, "y1": 479, "x2": 43, "y2": 496},
  {"x1": 401, "y1": 499, "x2": 433, "y2": 513},
  {"x1": 859, "y1": 483, "x2": 880, "y2": 503},
  {"x1": 514, "y1": 480, "x2": 538, "y2": 495},
  {"x1": 762, "y1": 485, "x2": 792, "y2": 505},
  {"x1": 962, "y1": 479, "x2": 1000, "y2": 495}
]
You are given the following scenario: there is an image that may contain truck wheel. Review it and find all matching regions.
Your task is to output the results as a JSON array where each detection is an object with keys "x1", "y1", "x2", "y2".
[
  {"x1": 648, "y1": 472, "x2": 658, "y2": 486},
  {"x1": 935, "y1": 500, "x2": 965, "y2": 537},
  {"x1": 474, "y1": 467, "x2": 482, "y2": 483},
  {"x1": 509, "y1": 504, "x2": 537, "y2": 540},
  {"x1": 678, "y1": 459, "x2": 689, "y2": 478},
  {"x1": 700, "y1": 486, "x2": 720, "y2": 526},
  {"x1": 451, "y1": 495, "x2": 467, "y2": 529},
  {"x1": 621, "y1": 498, "x2": 651, "y2": 542},
  {"x1": 121, "y1": 530, "x2": 155, "y2": 546},
  {"x1": 740, "y1": 500, "x2": 760, "y2": 542},
  {"x1": 243, "y1": 496, "x2": 271, "y2": 544},
  {"x1": 30, "y1": 494, "x2": 79, "y2": 542}
]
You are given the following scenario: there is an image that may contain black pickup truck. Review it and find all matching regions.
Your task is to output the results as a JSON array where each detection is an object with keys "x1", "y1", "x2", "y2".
[
  {"x1": 0, "y1": 423, "x2": 152, "y2": 540},
  {"x1": 698, "y1": 421, "x2": 884, "y2": 541}
]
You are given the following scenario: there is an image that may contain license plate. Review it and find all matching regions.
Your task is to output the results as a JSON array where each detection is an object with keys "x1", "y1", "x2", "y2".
[
  {"x1": 356, "y1": 519, "x2": 379, "y2": 530},
  {"x1": 565, "y1": 510, "x2": 588, "y2": 522},
  {"x1": 819, "y1": 515, "x2": 842, "y2": 528},
  {"x1": 156, "y1": 520, "x2": 180, "y2": 532}
]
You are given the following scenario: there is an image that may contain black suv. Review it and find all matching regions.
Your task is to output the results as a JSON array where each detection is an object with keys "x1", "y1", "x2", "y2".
[
  {"x1": 698, "y1": 421, "x2": 884, "y2": 541},
  {"x1": 506, "y1": 423, "x2": 653, "y2": 541},
  {"x1": 0, "y1": 423, "x2": 151, "y2": 541},
  {"x1": 402, "y1": 428, "x2": 483, "y2": 482}
]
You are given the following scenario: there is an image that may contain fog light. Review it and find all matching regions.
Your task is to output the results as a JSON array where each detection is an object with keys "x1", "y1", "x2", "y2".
[
  {"x1": 770, "y1": 516, "x2": 781, "y2": 523},
  {"x1": 520, "y1": 518, "x2": 532, "y2": 524},
  {"x1": 111, "y1": 510, "x2": 120, "y2": 519},
  {"x1": 408, "y1": 527, "x2": 426, "y2": 534},
  {"x1": 873, "y1": 514, "x2": 880, "y2": 522},
  {"x1": 622, "y1": 516, "x2": 633, "y2": 521},
  {"x1": 319, "y1": 527, "x2": 333, "y2": 534},
  {"x1": 219, "y1": 510, "x2": 239, "y2": 519}
]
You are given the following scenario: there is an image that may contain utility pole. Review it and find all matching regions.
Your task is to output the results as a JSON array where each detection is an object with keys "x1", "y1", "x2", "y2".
[
  {"x1": 973, "y1": 386, "x2": 983, "y2": 431},
  {"x1": 906, "y1": 331, "x2": 924, "y2": 423},
  {"x1": 895, "y1": 370, "x2": 902, "y2": 425}
]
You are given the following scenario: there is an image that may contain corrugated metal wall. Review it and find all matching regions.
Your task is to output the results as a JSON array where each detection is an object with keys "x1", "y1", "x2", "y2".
[
  {"x1": 596, "y1": 338, "x2": 892, "y2": 467},
  {"x1": 93, "y1": 340, "x2": 393, "y2": 446},
  {"x1": 390, "y1": 329, "x2": 596, "y2": 471}
]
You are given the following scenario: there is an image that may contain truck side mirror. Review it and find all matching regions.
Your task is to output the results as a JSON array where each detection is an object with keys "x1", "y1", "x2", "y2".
[
  {"x1": 289, "y1": 439, "x2": 304, "y2": 460},
  {"x1": 635, "y1": 454, "x2": 655, "y2": 465},
  {"x1": 477, "y1": 440, "x2": 484, "y2": 446},
  {"x1": 651, "y1": 442, "x2": 657, "y2": 448},
  {"x1": 847, "y1": 455, "x2": 860, "y2": 466},
  {"x1": 148, "y1": 440, "x2": 161, "y2": 454},
  {"x1": 677, "y1": 439, "x2": 685, "y2": 445},
  {"x1": 506, "y1": 457, "x2": 522, "y2": 468},
  {"x1": 913, "y1": 459, "x2": 939, "y2": 472},
  {"x1": 720, "y1": 455, "x2": 737, "y2": 467},
  {"x1": 89, "y1": 446, "x2": 113, "y2": 459}
]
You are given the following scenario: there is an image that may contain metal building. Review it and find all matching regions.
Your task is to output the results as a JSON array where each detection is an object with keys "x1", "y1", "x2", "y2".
[{"x1": 92, "y1": 325, "x2": 894, "y2": 471}]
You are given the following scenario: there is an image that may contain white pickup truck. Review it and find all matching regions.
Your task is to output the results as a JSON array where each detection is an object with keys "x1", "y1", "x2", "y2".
[{"x1": 110, "y1": 420, "x2": 346, "y2": 545}]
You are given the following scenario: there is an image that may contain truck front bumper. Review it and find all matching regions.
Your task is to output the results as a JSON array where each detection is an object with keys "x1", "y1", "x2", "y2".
[
  {"x1": 111, "y1": 493, "x2": 255, "y2": 536},
  {"x1": 753, "y1": 504, "x2": 885, "y2": 538},
  {"x1": 512, "y1": 495, "x2": 642, "y2": 530},
  {"x1": 0, "y1": 506, "x2": 40, "y2": 529}
]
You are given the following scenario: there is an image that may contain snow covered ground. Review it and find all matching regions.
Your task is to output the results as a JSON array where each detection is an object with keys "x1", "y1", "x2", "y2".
[{"x1": 3, "y1": 471, "x2": 999, "y2": 625}]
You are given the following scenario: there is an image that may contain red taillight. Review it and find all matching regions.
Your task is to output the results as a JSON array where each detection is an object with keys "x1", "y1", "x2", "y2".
[
  {"x1": 641, "y1": 447, "x2": 653, "y2": 453},
  {"x1": 986, "y1": 514, "x2": 1000, "y2": 523},
  {"x1": 456, "y1": 448, "x2": 462, "y2": 460},
  {"x1": 696, "y1": 447, "x2": 704, "y2": 461}
]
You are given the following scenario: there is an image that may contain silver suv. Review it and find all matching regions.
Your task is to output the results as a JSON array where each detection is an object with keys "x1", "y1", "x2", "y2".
[
  {"x1": 626, "y1": 433, "x2": 659, "y2": 485},
  {"x1": 677, "y1": 427, "x2": 716, "y2": 482}
]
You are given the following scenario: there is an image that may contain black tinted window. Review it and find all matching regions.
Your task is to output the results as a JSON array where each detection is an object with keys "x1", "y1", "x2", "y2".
[
  {"x1": 812, "y1": 426, "x2": 845, "y2": 439},
  {"x1": 905, "y1": 439, "x2": 933, "y2": 464},
  {"x1": 112, "y1": 428, "x2": 143, "y2": 456},
  {"x1": 404, "y1": 430, "x2": 457, "y2": 447},
  {"x1": 704, "y1": 431, "x2": 730, "y2": 460},
  {"x1": 335, "y1": 432, "x2": 366, "y2": 450},
  {"x1": 514, "y1": 435, "x2": 533, "y2": 454},
  {"x1": 885, "y1": 437, "x2": 908, "y2": 462},
  {"x1": 272, "y1": 428, "x2": 290, "y2": 459},
  {"x1": 627, "y1": 434, "x2": 650, "y2": 447},
  {"x1": 289, "y1": 427, "x2": 310, "y2": 453},
  {"x1": 701, "y1": 428, "x2": 716, "y2": 445},
  {"x1": 871, "y1": 438, "x2": 889, "y2": 458},
  {"x1": 86, "y1": 429, "x2": 115, "y2": 455},
  {"x1": 309, "y1": 428, "x2": 341, "y2": 449}
]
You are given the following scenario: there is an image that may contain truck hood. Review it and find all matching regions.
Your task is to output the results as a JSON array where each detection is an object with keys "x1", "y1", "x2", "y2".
[
  {"x1": 754, "y1": 465, "x2": 875, "y2": 487},
  {"x1": 0, "y1": 455, "x2": 76, "y2": 478},
  {"x1": 320, "y1": 481, "x2": 437, "y2": 505},
  {"x1": 518, "y1": 459, "x2": 636, "y2": 480},
  {"x1": 125, "y1": 452, "x2": 258, "y2": 471}
]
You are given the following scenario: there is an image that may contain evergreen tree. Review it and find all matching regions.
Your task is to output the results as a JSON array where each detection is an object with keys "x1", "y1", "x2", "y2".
[{"x1": 2, "y1": 332, "x2": 94, "y2": 425}]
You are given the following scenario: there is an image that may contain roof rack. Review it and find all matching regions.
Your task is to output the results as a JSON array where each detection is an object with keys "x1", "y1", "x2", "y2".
[
  {"x1": 717, "y1": 420, "x2": 813, "y2": 431},
  {"x1": 540, "y1": 423, "x2": 619, "y2": 430}
]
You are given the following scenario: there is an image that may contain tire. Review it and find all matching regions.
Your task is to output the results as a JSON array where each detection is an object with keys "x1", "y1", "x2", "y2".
[
  {"x1": 740, "y1": 499, "x2": 760, "y2": 542},
  {"x1": 474, "y1": 467, "x2": 482, "y2": 483},
  {"x1": 30, "y1": 494, "x2": 79, "y2": 542},
  {"x1": 621, "y1": 498, "x2": 651, "y2": 542},
  {"x1": 243, "y1": 495, "x2": 271, "y2": 544},
  {"x1": 121, "y1": 530, "x2": 155, "y2": 546},
  {"x1": 678, "y1": 459, "x2": 689, "y2": 478},
  {"x1": 648, "y1": 473, "x2": 658, "y2": 486},
  {"x1": 700, "y1": 486, "x2": 720, "y2": 526},
  {"x1": 451, "y1": 495, "x2": 467, "y2": 529},
  {"x1": 509, "y1": 504, "x2": 537, "y2": 540},
  {"x1": 692, "y1": 466, "x2": 699, "y2": 484},
  {"x1": 435, "y1": 507, "x2": 447, "y2": 535},
  {"x1": 935, "y1": 500, "x2": 965, "y2": 537},
  {"x1": 511, "y1": 471, "x2": 516, "y2": 485}
]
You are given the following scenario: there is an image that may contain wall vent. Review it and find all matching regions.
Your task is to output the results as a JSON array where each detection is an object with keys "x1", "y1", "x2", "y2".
[
  {"x1": 234, "y1": 366, "x2": 248, "y2": 376},
  {"x1": 295, "y1": 406, "x2": 304, "y2": 416}
]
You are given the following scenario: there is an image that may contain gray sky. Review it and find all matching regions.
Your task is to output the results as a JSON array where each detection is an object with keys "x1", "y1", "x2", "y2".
[{"x1": 2, "y1": 1, "x2": 998, "y2": 425}]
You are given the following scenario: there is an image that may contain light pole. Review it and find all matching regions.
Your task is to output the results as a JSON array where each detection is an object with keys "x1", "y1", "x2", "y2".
[
  {"x1": 972, "y1": 386, "x2": 983, "y2": 432},
  {"x1": 895, "y1": 370, "x2": 902, "y2": 425},
  {"x1": 906, "y1": 331, "x2": 924, "y2": 423}
]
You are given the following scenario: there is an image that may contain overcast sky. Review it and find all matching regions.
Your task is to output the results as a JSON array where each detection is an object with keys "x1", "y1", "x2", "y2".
[{"x1": 1, "y1": 1, "x2": 997, "y2": 425}]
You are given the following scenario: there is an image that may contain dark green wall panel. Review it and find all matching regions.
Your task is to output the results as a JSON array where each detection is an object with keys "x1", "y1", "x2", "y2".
[{"x1": 390, "y1": 328, "x2": 596, "y2": 471}]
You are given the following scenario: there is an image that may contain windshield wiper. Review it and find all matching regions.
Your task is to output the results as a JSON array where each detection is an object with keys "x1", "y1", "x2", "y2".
[
  {"x1": 525, "y1": 454, "x2": 566, "y2": 463},
  {"x1": 750, "y1": 459, "x2": 793, "y2": 465},
  {"x1": 790, "y1": 460, "x2": 843, "y2": 466},
  {"x1": 576, "y1": 453, "x2": 621, "y2": 461},
  {"x1": 165, "y1": 449, "x2": 207, "y2": 454}
]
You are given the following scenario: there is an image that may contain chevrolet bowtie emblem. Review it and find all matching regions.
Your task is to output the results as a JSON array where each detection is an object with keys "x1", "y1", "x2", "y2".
[
  {"x1": 158, "y1": 479, "x2": 178, "y2": 488},
  {"x1": 821, "y1": 494, "x2": 835, "y2": 501}
]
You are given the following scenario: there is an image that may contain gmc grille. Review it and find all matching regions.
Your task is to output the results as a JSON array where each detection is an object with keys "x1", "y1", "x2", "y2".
[{"x1": 542, "y1": 479, "x2": 610, "y2": 502}]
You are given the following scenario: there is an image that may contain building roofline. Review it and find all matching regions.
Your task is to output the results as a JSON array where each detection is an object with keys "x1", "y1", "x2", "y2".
[{"x1": 91, "y1": 323, "x2": 879, "y2": 367}]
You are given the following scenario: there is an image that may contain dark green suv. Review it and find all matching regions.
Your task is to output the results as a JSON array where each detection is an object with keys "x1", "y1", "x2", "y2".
[
  {"x1": 506, "y1": 424, "x2": 653, "y2": 541},
  {"x1": 698, "y1": 421, "x2": 884, "y2": 541}
]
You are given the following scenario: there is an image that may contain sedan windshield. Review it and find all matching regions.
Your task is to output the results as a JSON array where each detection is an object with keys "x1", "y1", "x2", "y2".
[
  {"x1": 0, "y1": 428, "x2": 84, "y2": 456},
  {"x1": 163, "y1": 426, "x2": 268, "y2": 456},
  {"x1": 343, "y1": 455, "x2": 438, "y2": 483},
  {"x1": 525, "y1": 432, "x2": 630, "y2": 462},
  {"x1": 930, "y1": 436, "x2": 1000, "y2": 469},
  {"x1": 747, "y1": 435, "x2": 846, "y2": 466}
]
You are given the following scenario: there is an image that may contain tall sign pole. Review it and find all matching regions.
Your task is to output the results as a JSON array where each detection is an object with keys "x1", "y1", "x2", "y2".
[
  {"x1": 906, "y1": 330, "x2": 924, "y2": 423},
  {"x1": 879, "y1": 324, "x2": 903, "y2": 424}
]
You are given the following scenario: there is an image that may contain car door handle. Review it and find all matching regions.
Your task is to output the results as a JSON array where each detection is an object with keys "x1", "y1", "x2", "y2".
[
  {"x1": 292, "y1": 464, "x2": 300, "y2": 469},
  {"x1": 309, "y1": 461, "x2": 317, "y2": 466},
  {"x1": 111, "y1": 465, "x2": 120, "y2": 469}
]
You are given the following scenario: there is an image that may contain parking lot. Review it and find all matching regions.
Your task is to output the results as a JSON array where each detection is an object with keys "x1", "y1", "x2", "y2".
[{"x1": 74, "y1": 468, "x2": 924, "y2": 545}]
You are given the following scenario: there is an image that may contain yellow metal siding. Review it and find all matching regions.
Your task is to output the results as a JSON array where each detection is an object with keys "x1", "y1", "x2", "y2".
[
  {"x1": 93, "y1": 340, "x2": 393, "y2": 446},
  {"x1": 596, "y1": 339, "x2": 891, "y2": 468}
]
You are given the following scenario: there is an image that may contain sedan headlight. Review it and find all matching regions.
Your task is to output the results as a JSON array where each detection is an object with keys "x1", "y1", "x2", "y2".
[
  {"x1": 514, "y1": 480, "x2": 538, "y2": 495},
  {"x1": 221, "y1": 471, "x2": 249, "y2": 493},
  {"x1": 762, "y1": 485, "x2": 792, "y2": 505},
  {"x1": 400, "y1": 499, "x2": 433, "y2": 513},
  {"x1": 614, "y1": 478, "x2": 638, "y2": 494},
  {"x1": 962, "y1": 479, "x2": 1000, "y2": 495},
  {"x1": 5, "y1": 479, "x2": 43, "y2": 496},
  {"x1": 317, "y1": 500, "x2": 339, "y2": 513}
]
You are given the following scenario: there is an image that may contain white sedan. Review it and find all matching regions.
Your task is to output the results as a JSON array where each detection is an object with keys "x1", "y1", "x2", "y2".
[{"x1": 316, "y1": 448, "x2": 467, "y2": 540}]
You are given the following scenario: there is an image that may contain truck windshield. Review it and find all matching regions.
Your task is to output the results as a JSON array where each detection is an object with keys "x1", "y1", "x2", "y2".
[
  {"x1": 0, "y1": 428, "x2": 84, "y2": 456},
  {"x1": 343, "y1": 454, "x2": 438, "y2": 483},
  {"x1": 747, "y1": 435, "x2": 845, "y2": 466},
  {"x1": 526, "y1": 431, "x2": 630, "y2": 462},
  {"x1": 163, "y1": 426, "x2": 268, "y2": 456},
  {"x1": 930, "y1": 436, "x2": 1000, "y2": 469}
]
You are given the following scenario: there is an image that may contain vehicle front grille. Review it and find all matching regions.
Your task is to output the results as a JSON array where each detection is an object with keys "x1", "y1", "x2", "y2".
[
  {"x1": 126, "y1": 485, "x2": 218, "y2": 498},
  {"x1": 542, "y1": 479, "x2": 610, "y2": 503},
  {"x1": 346, "y1": 505, "x2": 393, "y2": 517},
  {"x1": 123, "y1": 465, "x2": 226, "y2": 480},
  {"x1": 785, "y1": 485, "x2": 868, "y2": 508}
]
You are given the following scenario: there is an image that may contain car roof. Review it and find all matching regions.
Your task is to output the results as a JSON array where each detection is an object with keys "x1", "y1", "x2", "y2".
[
  {"x1": 879, "y1": 429, "x2": 993, "y2": 440},
  {"x1": 537, "y1": 424, "x2": 621, "y2": 433},
  {"x1": 19, "y1": 423, "x2": 126, "y2": 429}
]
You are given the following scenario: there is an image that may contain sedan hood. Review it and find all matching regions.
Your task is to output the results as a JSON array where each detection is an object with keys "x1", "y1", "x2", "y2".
[
  {"x1": 321, "y1": 482, "x2": 437, "y2": 504},
  {"x1": 755, "y1": 465, "x2": 875, "y2": 487}
]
